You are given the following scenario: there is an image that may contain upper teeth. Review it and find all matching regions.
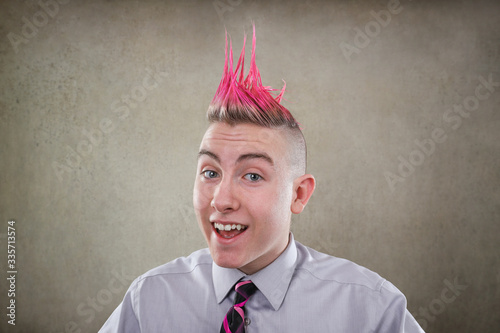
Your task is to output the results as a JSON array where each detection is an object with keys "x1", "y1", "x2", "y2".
[{"x1": 214, "y1": 223, "x2": 247, "y2": 231}]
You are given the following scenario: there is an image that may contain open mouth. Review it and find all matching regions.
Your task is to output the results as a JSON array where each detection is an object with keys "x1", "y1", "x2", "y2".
[{"x1": 213, "y1": 222, "x2": 248, "y2": 239}]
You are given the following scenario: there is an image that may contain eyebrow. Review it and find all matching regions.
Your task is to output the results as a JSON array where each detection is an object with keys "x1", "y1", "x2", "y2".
[
  {"x1": 198, "y1": 149, "x2": 220, "y2": 163},
  {"x1": 198, "y1": 149, "x2": 274, "y2": 166},
  {"x1": 237, "y1": 153, "x2": 274, "y2": 166}
]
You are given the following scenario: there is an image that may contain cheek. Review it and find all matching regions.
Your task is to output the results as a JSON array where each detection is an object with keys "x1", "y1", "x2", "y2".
[
  {"x1": 272, "y1": 184, "x2": 294, "y2": 218},
  {"x1": 257, "y1": 183, "x2": 293, "y2": 220},
  {"x1": 193, "y1": 182, "x2": 212, "y2": 211}
]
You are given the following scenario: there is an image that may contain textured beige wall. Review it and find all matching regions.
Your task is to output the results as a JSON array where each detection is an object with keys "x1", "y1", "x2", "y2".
[{"x1": 0, "y1": 0, "x2": 499, "y2": 332}]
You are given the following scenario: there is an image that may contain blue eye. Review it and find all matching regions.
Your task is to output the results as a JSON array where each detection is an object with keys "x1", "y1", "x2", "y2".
[
  {"x1": 244, "y1": 173, "x2": 262, "y2": 182},
  {"x1": 203, "y1": 170, "x2": 218, "y2": 179}
]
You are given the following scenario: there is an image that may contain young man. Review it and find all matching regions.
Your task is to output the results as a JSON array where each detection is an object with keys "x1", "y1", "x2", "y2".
[{"x1": 100, "y1": 26, "x2": 424, "y2": 332}]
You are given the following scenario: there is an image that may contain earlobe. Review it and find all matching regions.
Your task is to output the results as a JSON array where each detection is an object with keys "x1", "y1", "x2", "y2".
[{"x1": 291, "y1": 174, "x2": 316, "y2": 214}]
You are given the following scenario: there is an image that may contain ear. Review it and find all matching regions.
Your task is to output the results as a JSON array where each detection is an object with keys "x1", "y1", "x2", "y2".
[{"x1": 290, "y1": 174, "x2": 316, "y2": 214}]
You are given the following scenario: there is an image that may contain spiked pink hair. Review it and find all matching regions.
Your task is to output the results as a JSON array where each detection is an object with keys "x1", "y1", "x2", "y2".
[{"x1": 207, "y1": 25, "x2": 299, "y2": 129}]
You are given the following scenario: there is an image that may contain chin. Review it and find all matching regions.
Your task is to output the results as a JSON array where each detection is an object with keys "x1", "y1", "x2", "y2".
[{"x1": 212, "y1": 252, "x2": 245, "y2": 270}]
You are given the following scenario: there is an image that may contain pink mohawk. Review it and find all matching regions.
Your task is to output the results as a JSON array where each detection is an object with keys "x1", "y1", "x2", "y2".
[{"x1": 207, "y1": 25, "x2": 299, "y2": 129}]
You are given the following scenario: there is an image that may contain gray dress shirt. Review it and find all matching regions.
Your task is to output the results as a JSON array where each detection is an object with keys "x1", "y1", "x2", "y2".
[{"x1": 99, "y1": 233, "x2": 424, "y2": 332}]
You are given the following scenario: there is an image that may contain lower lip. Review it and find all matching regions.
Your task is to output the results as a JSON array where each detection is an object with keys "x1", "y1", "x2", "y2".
[{"x1": 212, "y1": 224, "x2": 247, "y2": 244}]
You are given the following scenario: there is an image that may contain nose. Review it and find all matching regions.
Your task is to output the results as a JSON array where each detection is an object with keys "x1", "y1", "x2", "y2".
[{"x1": 211, "y1": 176, "x2": 239, "y2": 213}]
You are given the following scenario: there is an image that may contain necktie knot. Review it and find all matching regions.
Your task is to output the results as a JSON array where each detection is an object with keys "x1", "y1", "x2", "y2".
[
  {"x1": 234, "y1": 280, "x2": 257, "y2": 306},
  {"x1": 221, "y1": 280, "x2": 257, "y2": 333}
]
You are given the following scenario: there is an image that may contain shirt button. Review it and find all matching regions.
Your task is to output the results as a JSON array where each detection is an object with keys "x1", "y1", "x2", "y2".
[{"x1": 245, "y1": 317, "x2": 251, "y2": 326}]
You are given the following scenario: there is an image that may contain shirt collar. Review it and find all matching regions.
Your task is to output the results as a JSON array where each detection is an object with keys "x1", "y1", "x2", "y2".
[{"x1": 212, "y1": 233, "x2": 298, "y2": 311}]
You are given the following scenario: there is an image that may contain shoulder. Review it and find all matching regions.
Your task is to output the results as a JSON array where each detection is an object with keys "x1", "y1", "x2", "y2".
[
  {"x1": 294, "y1": 240, "x2": 390, "y2": 293},
  {"x1": 104, "y1": 249, "x2": 215, "y2": 328},
  {"x1": 291, "y1": 242, "x2": 421, "y2": 331},
  {"x1": 129, "y1": 248, "x2": 213, "y2": 289}
]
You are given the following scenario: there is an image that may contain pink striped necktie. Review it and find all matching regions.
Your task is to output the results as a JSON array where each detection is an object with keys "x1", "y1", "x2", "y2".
[{"x1": 220, "y1": 280, "x2": 258, "y2": 333}]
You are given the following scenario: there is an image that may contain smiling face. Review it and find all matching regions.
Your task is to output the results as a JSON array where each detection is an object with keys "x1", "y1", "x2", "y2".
[{"x1": 193, "y1": 122, "x2": 314, "y2": 274}]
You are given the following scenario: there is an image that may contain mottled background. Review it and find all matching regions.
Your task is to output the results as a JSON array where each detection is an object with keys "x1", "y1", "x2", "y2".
[{"x1": 0, "y1": 0, "x2": 499, "y2": 332}]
